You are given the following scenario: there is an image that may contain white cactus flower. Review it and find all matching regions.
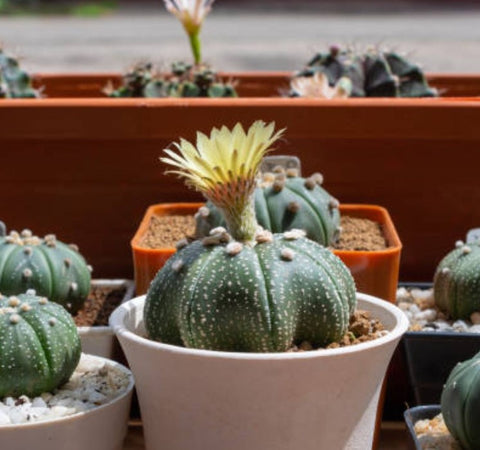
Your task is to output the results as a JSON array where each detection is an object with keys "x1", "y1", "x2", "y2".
[
  {"x1": 291, "y1": 72, "x2": 352, "y2": 99},
  {"x1": 163, "y1": 0, "x2": 214, "y2": 34}
]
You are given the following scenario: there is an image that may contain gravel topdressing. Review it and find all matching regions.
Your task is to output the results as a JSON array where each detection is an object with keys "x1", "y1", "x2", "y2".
[
  {"x1": 0, "y1": 354, "x2": 132, "y2": 426},
  {"x1": 414, "y1": 414, "x2": 461, "y2": 450}
]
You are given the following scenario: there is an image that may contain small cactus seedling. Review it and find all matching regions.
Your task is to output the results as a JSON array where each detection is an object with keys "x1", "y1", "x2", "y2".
[
  {"x1": 434, "y1": 240, "x2": 480, "y2": 320},
  {"x1": 292, "y1": 45, "x2": 437, "y2": 98},
  {"x1": 0, "y1": 290, "x2": 81, "y2": 398},
  {"x1": 195, "y1": 167, "x2": 341, "y2": 246},
  {"x1": 107, "y1": 61, "x2": 237, "y2": 98},
  {"x1": 0, "y1": 48, "x2": 39, "y2": 99},
  {"x1": 0, "y1": 228, "x2": 92, "y2": 314},
  {"x1": 145, "y1": 121, "x2": 356, "y2": 352}
]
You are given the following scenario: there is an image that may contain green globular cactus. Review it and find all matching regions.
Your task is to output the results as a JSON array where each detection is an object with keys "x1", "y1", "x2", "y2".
[
  {"x1": 0, "y1": 290, "x2": 81, "y2": 398},
  {"x1": 434, "y1": 240, "x2": 480, "y2": 320},
  {"x1": 0, "y1": 48, "x2": 39, "y2": 99},
  {"x1": 195, "y1": 169, "x2": 341, "y2": 246},
  {"x1": 292, "y1": 45, "x2": 437, "y2": 98},
  {"x1": 441, "y1": 351, "x2": 480, "y2": 450},
  {"x1": 0, "y1": 228, "x2": 92, "y2": 314},
  {"x1": 107, "y1": 61, "x2": 237, "y2": 98},
  {"x1": 145, "y1": 121, "x2": 356, "y2": 352}
]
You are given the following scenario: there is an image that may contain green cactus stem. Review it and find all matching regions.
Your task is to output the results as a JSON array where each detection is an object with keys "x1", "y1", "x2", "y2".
[
  {"x1": 0, "y1": 290, "x2": 81, "y2": 398},
  {"x1": 0, "y1": 48, "x2": 39, "y2": 99}
]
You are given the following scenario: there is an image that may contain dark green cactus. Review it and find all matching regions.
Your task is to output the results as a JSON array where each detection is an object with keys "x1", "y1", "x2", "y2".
[
  {"x1": 434, "y1": 240, "x2": 480, "y2": 320},
  {"x1": 145, "y1": 121, "x2": 356, "y2": 352},
  {"x1": 0, "y1": 290, "x2": 81, "y2": 398},
  {"x1": 0, "y1": 48, "x2": 39, "y2": 99},
  {"x1": 441, "y1": 351, "x2": 480, "y2": 450},
  {"x1": 195, "y1": 168, "x2": 341, "y2": 246},
  {"x1": 293, "y1": 45, "x2": 437, "y2": 98},
  {"x1": 108, "y1": 61, "x2": 237, "y2": 98},
  {"x1": 0, "y1": 228, "x2": 92, "y2": 314}
]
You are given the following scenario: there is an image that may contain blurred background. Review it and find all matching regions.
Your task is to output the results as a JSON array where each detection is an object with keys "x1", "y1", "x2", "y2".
[{"x1": 1, "y1": 0, "x2": 479, "y2": 74}]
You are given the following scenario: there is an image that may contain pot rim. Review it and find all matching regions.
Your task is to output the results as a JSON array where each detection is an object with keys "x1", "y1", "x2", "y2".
[
  {"x1": 0, "y1": 354, "x2": 134, "y2": 430},
  {"x1": 110, "y1": 292, "x2": 409, "y2": 361}
]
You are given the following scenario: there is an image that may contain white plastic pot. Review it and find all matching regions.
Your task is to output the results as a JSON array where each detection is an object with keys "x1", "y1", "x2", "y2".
[
  {"x1": 111, "y1": 293, "x2": 408, "y2": 450},
  {"x1": 0, "y1": 355, "x2": 134, "y2": 450}
]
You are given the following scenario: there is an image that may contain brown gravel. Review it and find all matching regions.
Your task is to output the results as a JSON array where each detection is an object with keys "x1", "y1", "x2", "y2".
[
  {"x1": 140, "y1": 215, "x2": 196, "y2": 249},
  {"x1": 334, "y1": 216, "x2": 387, "y2": 251},
  {"x1": 74, "y1": 285, "x2": 126, "y2": 327}
]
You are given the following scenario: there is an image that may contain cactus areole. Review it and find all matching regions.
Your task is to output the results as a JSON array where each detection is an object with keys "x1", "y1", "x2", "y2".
[
  {"x1": 0, "y1": 290, "x2": 81, "y2": 398},
  {"x1": 0, "y1": 229, "x2": 92, "y2": 314},
  {"x1": 145, "y1": 121, "x2": 356, "y2": 352},
  {"x1": 434, "y1": 240, "x2": 480, "y2": 320},
  {"x1": 441, "y1": 351, "x2": 480, "y2": 450}
]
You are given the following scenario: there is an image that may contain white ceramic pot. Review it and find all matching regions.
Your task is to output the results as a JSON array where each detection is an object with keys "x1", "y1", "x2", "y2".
[
  {"x1": 110, "y1": 293, "x2": 409, "y2": 450},
  {"x1": 0, "y1": 355, "x2": 134, "y2": 450}
]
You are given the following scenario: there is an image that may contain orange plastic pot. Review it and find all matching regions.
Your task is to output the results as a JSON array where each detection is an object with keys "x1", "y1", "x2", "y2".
[{"x1": 131, "y1": 203, "x2": 402, "y2": 301}]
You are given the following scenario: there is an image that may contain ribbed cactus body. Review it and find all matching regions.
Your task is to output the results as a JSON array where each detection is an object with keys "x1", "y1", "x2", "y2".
[
  {"x1": 196, "y1": 172, "x2": 340, "y2": 246},
  {"x1": 0, "y1": 291, "x2": 81, "y2": 398},
  {"x1": 0, "y1": 230, "x2": 91, "y2": 314},
  {"x1": 145, "y1": 231, "x2": 356, "y2": 352},
  {"x1": 434, "y1": 242, "x2": 480, "y2": 320},
  {"x1": 0, "y1": 49, "x2": 39, "y2": 99},
  {"x1": 441, "y1": 352, "x2": 480, "y2": 450}
]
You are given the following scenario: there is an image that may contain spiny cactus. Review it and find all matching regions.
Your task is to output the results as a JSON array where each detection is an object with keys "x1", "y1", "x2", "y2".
[
  {"x1": 292, "y1": 45, "x2": 437, "y2": 98},
  {"x1": 0, "y1": 290, "x2": 81, "y2": 398},
  {"x1": 145, "y1": 121, "x2": 356, "y2": 352},
  {"x1": 441, "y1": 351, "x2": 480, "y2": 450},
  {"x1": 195, "y1": 167, "x2": 341, "y2": 246},
  {"x1": 0, "y1": 228, "x2": 92, "y2": 314},
  {"x1": 108, "y1": 61, "x2": 237, "y2": 98},
  {"x1": 0, "y1": 48, "x2": 39, "y2": 99}
]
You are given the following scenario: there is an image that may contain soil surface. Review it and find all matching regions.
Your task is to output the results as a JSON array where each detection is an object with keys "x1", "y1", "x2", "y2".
[
  {"x1": 140, "y1": 215, "x2": 196, "y2": 249},
  {"x1": 74, "y1": 285, "x2": 126, "y2": 327}
]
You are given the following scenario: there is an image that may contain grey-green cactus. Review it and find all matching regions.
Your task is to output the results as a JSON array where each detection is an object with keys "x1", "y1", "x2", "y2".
[
  {"x1": 0, "y1": 48, "x2": 39, "y2": 99},
  {"x1": 0, "y1": 228, "x2": 92, "y2": 314},
  {"x1": 0, "y1": 290, "x2": 81, "y2": 398},
  {"x1": 292, "y1": 45, "x2": 437, "y2": 98},
  {"x1": 145, "y1": 121, "x2": 356, "y2": 352},
  {"x1": 434, "y1": 240, "x2": 480, "y2": 320},
  {"x1": 195, "y1": 168, "x2": 341, "y2": 246},
  {"x1": 108, "y1": 61, "x2": 237, "y2": 98}
]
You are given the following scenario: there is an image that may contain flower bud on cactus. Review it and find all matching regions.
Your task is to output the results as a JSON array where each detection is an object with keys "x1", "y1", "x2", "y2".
[
  {"x1": 0, "y1": 290, "x2": 81, "y2": 398},
  {"x1": 292, "y1": 45, "x2": 437, "y2": 98},
  {"x1": 0, "y1": 228, "x2": 91, "y2": 314},
  {"x1": 0, "y1": 48, "x2": 39, "y2": 99},
  {"x1": 145, "y1": 121, "x2": 356, "y2": 352}
]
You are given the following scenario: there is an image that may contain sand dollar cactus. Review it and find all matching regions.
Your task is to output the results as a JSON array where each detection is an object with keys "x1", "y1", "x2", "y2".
[
  {"x1": 441, "y1": 351, "x2": 480, "y2": 450},
  {"x1": 0, "y1": 228, "x2": 92, "y2": 314},
  {"x1": 434, "y1": 240, "x2": 480, "y2": 320},
  {"x1": 145, "y1": 121, "x2": 356, "y2": 352},
  {"x1": 0, "y1": 290, "x2": 81, "y2": 398}
]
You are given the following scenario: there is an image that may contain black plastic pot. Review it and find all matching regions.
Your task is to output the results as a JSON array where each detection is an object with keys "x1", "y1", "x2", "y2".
[{"x1": 404, "y1": 405, "x2": 441, "y2": 450}]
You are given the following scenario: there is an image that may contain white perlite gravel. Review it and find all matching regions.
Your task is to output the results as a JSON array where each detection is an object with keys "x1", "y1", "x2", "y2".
[
  {"x1": 414, "y1": 413, "x2": 461, "y2": 450},
  {"x1": 0, "y1": 354, "x2": 131, "y2": 426},
  {"x1": 397, "y1": 287, "x2": 480, "y2": 333}
]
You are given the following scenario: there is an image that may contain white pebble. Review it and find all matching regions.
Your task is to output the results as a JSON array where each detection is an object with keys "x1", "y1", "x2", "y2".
[
  {"x1": 469, "y1": 325, "x2": 480, "y2": 334},
  {"x1": 32, "y1": 397, "x2": 47, "y2": 408},
  {"x1": 453, "y1": 320, "x2": 469, "y2": 332},
  {"x1": 414, "y1": 309, "x2": 437, "y2": 322},
  {"x1": 396, "y1": 287, "x2": 411, "y2": 302},
  {"x1": 0, "y1": 409, "x2": 11, "y2": 425}
]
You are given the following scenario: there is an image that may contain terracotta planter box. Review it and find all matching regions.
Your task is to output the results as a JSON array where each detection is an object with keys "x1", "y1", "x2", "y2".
[
  {"x1": 0, "y1": 72, "x2": 479, "y2": 283},
  {"x1": 131, "y1": 203, "x2": 402, "y2": 302}
]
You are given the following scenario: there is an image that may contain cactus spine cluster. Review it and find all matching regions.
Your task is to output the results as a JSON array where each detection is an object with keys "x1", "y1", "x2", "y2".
[
  {"x1": 145, "y1": 121, "x2": 356, "y2": 352},
  {"x1": 108, "y1": 62, "x2": 237, "y2": 98},
  {"x1": 292, "y1": 45, "x2": 437, "y2": 98},
  {"x1": 441, "y1": 351, "x2": 480, "y2": 450},
  {"x1": 434, "y1": 240, "x2": 480, "y2": 320},
  {"x1": 0, "y1": 48, "x2": 39, "y2": 99},
  {"x1": 195, "y1": 168, "x2": 341, "y2": 246},
  {"x1": 0, "y1": 290, "x2": 81, "y2": 398},
  {"x1": 0, "y1": 228, "x2": 92, "y2": 314}
]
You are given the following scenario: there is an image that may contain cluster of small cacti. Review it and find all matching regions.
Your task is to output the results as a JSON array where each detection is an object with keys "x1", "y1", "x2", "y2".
[
  {"x1": 291, "y1": 45, "x2": 437, "y2": 98},
  {"x1": 0, "y1": 290, "x2": 81, "y2": 398},
  {"x1": 145, "y1": 121, "x2": 356, "y2": 352},
  {"x1": 107, "y1": 61, "x2": 237, "y2": 98},
  {"x1": 0, "y1": 227, "x2": 92, "y2": 314},
  {"x1": 0, "y1": 48, "x2": 39, "y2": 98},
  {"x1": 433, "y1": 240, "x2": 480, "y2": 320},
  {"x1": 195, "y1": 167, "x2": 341, "y2": 246}
]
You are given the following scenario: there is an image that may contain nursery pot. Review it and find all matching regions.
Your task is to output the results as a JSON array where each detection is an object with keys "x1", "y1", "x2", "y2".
[
  {"x1": 110, "y1": 293, "x2": 408, "y2": 450},
  {"x1": 0, "y1": 355, "x2": 134, "y2": 450},
  {"x1": 131, "y1": 203, "x2": 402, "y2": 302},
  {"x1": 403, "y1": 405, "x2": 442, "y2": 450}
]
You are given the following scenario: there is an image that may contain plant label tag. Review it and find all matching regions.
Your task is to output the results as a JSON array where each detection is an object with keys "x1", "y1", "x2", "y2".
[
  {"x1": 261, "y1": 156, "x2": 302, "y2": 175},
  {"x1": 466, "y1": 228, "x2": 480, "y2": 244}
]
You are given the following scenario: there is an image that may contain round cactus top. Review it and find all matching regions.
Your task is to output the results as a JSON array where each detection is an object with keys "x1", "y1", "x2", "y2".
[{"x1": 0, "y1": 289, "x2": 49, "y2": 318}]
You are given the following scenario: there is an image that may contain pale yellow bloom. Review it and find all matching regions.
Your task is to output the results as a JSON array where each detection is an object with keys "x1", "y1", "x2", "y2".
[
  {"x1": 291, "y1": 72, "x2": 352, "y2": 99},
  {"x1": 163, "y1": 0, "x2": 214, "y2": 35}
]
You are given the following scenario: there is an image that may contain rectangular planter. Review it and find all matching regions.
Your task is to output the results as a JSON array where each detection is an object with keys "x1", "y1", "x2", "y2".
[{"x1": 0, "y1": 72, "x2": 479, "y2": 282}]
